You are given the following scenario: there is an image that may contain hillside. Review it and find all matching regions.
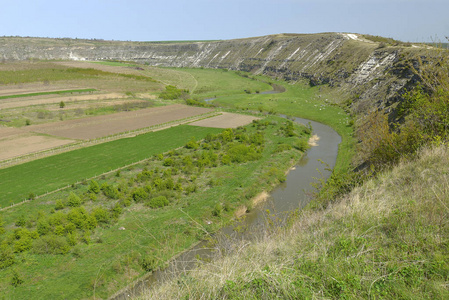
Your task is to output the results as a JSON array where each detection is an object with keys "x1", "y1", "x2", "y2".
[
  {"x1": 0, "y1": 33, "x2": 430, "y2": 119},
  {"x1": 143, "y1": 144, "x2": 449, "y2": 299}
]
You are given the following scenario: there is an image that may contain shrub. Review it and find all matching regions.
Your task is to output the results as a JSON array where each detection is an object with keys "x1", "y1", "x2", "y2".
[
  {"x1": 92, "y1": 207, "x2": 110, "y2": 224},
  {"x1": 212, "y1": 203, "x2": 223, "y2": 217},
  {"x1": 0, "y1": 245, "x2": 15, "y2": 270},
  {"x1": 146, "y1": 196, "x2": 169, "y2": 208},
  {"x1": 33, "y1": 235, "x2": 71, "y2": 254},
  {"x1": 67, "y1": 207, "x2": 88, "y2": 229},
  {"x1": 227, "y1": 144, "x2": 261, "y2": 163},
  {"x1": 88, "y1": 180, "x2": 100, "y2": 194},
  {"x1": 110, "y1": 203, "x2": 122, "y2": 219},
  {"x1": 10, "y1": 270, "x2": 24, "y2": 287},
  {"x1": 294, "y1": 138, "x2": 310, "y2": 152},
  {"x1": 140, "y1": 255, "x2": 157, "y2": 272},
  {"x1": 55, "y1": 199, "x2": 65, "y2": 210},
  {"x1": 163, "y1": 158, "x2": 174, "y2": 166},
  {"x1": 132, "y1": 187, "x2": 148, "y2": 202},
  {"x1": 15, "y1": 216, "x2": 26, "y2": 227},
  {"x1": 101, "y1": 183, "x2": 120, "y2": 199},
  {"x1": 0, "y1": 216, "x2": 4, "y2": 235},
  {"x1": 185, "y1": 139, "x2": 199, "y2": 150},
  {"x1": 36, "y1": 219, "x2": 51, "y2": 236},
  {"x1": 67, "y1": 192, "x2": 82, "y2": 207},
  {"x1": 159, "y1": 85, "x2": 189, "y2": 100},
  {"x1": 274, "y1": 143, "x2": 292, "y2": 153}
]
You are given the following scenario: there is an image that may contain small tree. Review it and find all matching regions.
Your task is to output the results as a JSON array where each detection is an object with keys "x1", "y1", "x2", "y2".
[
  {"x1": 59, "y1": 101, "x2": 65, "y2": 109},
  {"x1": 10, "y1": 270, "x2": 24, "y2": 287}
]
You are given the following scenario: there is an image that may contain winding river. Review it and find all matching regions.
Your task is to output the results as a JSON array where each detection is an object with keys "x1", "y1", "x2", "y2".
[{"x1": 111, "y1": 116, "x2": 341, "y2": 299}]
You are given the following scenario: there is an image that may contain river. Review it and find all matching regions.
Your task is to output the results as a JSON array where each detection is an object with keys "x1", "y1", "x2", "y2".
[{"x1": 110, "y1": 116, "x2": 341, "y2": 299}]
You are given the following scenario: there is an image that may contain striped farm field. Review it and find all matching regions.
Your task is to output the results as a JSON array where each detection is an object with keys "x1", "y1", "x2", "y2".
[
  {"x1": 0, "y1": 125, "x2": 222, "y2": 207},
  {"x1": 23, "y1": 104, "x2": 213, "y2": 140}
]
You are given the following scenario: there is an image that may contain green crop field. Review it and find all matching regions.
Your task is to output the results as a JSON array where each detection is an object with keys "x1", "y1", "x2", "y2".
[{"x1": 0, "y1": 125, "x2": 222, "y2": 207}]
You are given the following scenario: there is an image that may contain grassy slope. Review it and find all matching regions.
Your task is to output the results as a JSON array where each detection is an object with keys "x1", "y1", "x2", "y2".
[
  {"x1": 177, "y1": 68, "x2": 272, "y2": 99},
  {"x1": 144, "y1": 144, "x2": 449, "y2": 299},
  {"x1": 0, "y1": 125, "x2": 221, "y2": 207}
]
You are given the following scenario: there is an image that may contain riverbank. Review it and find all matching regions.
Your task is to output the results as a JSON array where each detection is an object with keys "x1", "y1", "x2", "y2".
[{"x1": 140, "y1": 144, "x2": 449, "y2": 299}]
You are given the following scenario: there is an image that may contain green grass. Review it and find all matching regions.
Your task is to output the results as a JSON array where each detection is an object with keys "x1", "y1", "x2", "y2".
[
  {"x1": 0, "y1": 116, "x2": 310, "y2": 299},
  {"x1": 163, "y1": 68, "x2": 273, "y2": 99},
  {"x1": 93, "y1": 61, "x2": 138, "y2": 67},
  {"x1": 215, "y1": 78, "x2": 354, "y2": 172},
  {"x1": 143, "y1": 144, "x2": 449, "y2": 299},
  {"x1": 0, "y1": 125, "x2": 222, "y2": 207},
  {"x1": 0, "y1": 89, "x2": 97, "y2": 100}
]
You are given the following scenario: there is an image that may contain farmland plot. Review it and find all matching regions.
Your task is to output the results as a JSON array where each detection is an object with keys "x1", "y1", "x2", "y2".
[
  {"x1": 23, "y1": 104, "x2": 213, "y2": 140},
  {"x1": 0, "y1": 92, "x2": 126, "y2": 109}
]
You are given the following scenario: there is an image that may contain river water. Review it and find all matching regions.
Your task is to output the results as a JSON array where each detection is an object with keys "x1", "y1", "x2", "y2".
[{"x1": 110, "y1": 116, "x2": 341, "y2": 299}]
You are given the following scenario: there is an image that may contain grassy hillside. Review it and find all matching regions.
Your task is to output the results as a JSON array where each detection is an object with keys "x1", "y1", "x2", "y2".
[{"x1": 143, "y1": 144, "x2": 449, "y2": 299}]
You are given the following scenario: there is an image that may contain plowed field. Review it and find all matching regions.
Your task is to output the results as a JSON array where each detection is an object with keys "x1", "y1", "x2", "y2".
[{"x1": 24, "y1": 104, "x2": 213, "y2": 140}]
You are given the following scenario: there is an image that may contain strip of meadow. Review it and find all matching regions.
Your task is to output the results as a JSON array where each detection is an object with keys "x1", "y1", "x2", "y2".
[
  {"x1": 212, "y1": 77, "x2": 354, "y2": 172},
  {"x1": 0, "y1": 115, "x2": 310, "y2": 299}
]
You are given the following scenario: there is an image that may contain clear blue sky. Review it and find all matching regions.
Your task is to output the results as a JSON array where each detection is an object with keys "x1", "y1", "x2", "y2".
[{"x1": 1, "y1": 0, "x2": 447, "y2": 42}]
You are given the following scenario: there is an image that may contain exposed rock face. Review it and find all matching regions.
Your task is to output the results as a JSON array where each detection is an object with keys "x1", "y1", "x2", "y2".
[{"x1": 0, "y1": 33, "x2": 425, "y2": 115}]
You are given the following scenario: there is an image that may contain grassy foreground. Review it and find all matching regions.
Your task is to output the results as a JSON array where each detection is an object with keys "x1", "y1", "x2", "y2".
[{"x1": 143, "y1": 144, "x2": 449, "y2": 299}]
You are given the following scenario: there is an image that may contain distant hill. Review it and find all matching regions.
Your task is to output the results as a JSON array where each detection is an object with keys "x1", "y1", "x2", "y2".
[{"x1": 0, "y1": 33, "x2": 442, "y2": 119}]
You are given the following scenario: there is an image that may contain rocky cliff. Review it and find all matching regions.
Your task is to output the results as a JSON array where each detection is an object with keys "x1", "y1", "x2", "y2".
[{"x1": 0, "y1": 33, "x2": 427, "y2": 115}]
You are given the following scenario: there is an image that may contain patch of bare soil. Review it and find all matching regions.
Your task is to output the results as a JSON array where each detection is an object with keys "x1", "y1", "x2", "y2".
[
  {"x1": 0, "y1": 127, "x2": 24, "y2": 139},
  {"x1": 0, "y1": 132, "x2": 74, "y2": 161},
  {"x1": 45, "y1": 100, "x2": 147, "y2": 112},
  {"x1": 23, "y1": 104, "x2": 213, "y2": 140},
  {"x1": 188, "y1": 112, "x2": 260, "y2": 128},
  {"x1": 0, "y1": 93, "x2": 126, "y2": 109}
]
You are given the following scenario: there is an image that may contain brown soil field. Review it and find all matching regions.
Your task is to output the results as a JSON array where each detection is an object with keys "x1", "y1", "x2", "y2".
[
  {"x1": 45, "y1": 100, "x2": 148, "y2": 112},
  {"x1": 23, "y1": 104, "x2": 214, "y2": 140},
  {"x1": 0, "y1": 127, "x2": 24, "y2": 138},
  {"x1": 0, "y1": 131, "x2": 74, "y2": 161},
  {"x1": 188, "y1": 112, "x2": 260, "y2": 128},
  {"x1": 0, "y1": 93, "x2": 126, "y2": 109}
]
